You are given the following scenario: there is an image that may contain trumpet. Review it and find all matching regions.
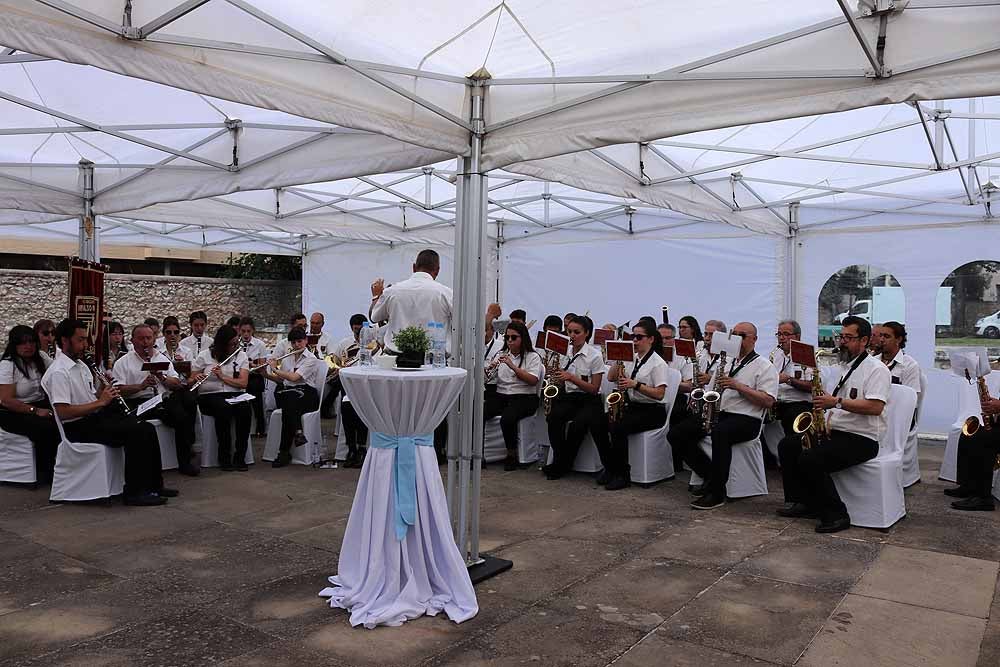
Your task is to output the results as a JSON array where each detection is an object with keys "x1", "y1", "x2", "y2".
[
  {"x1": 249, "y1": 349, "x2": 299, "y2": 373},
  {"x1": 82, "y1": 352, "x2": 132, "y2": 415},
  {"x1": 962, "y1": 369, "x2": 995, "y2": 437},
  {"x1": 792, "y1": 369, "x2": 828, "y2": 449},
  {"x1": 189, "y1": 347, "x2": 243, "y2": 391},
  {"x1": 701, "y1": 351, "x2": 726, "y2": 432}
]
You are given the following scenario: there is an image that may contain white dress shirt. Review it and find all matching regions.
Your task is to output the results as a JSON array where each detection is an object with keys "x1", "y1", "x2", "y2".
[
  {"x1": 882, "y1": 350, "x2": 921, "y2": 396},
  {"x1": 665, "y1": 352, "x2": 693, "y2": 382},
  {"x1": 112, "y1": 349, "x2": 180, "y2": 399},
  {"x1": 497, "y1": 351, "x2": 543, "y2": 396},
  {"x1": 41, "y1": 350, "x2": 97, "y2": 421},
  {"x1": 240, "y1": 336, "x2": 269, "y2": 363},
  {"x1": 278, "y1": 351, "x2": 324, "y2": 388},
  {"x1": 773, "y1": 347, "x2": 813, "y2": 403},
  {"x1": 826, "y1": 353, "x2": 891, "y2": 442},
  {"x1": 0, "y1": 356, "x2": 50, "y2": 404},
  {"x1": 307, "y1": 331, "x2": 334, "y2": 356},
  {"x1": 562, "y1": 344, "x2": 605, "y2": 394},
  {"x1": 192, "y1": 349, "x2": 249, "y2": 395},
  {"x1": 624, "y1": 351, "x2": 669, "y2": 404},
  {"x1": 179, "y1": 334, "x2": 207, "y2": 356},
  {"x1": 370, "y1": 271, "x2": 453, "y2": 354},
  {"x1": 719, "y1": 353, "x2": 779, "y2": 419}
]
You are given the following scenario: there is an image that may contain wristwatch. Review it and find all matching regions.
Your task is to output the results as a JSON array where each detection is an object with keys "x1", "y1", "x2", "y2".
[
  {"x1": 835, "y1": 397, "x2": 843, "y2": 410},
  {"x1": 28, "y1": 406, "x2": 36, "y2": 415}
]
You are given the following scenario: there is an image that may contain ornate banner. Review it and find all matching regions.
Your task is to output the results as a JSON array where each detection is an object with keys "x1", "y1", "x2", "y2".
[{"x1": 67, "y1": 257, "x2": 109, "y2": 363}]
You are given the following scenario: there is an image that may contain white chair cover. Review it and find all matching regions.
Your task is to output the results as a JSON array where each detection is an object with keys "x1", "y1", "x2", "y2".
[
  {"x1": 483, "y1": 415, "x2": 539, "y2": 465},
  {"x1": 263, "y1": 363, "x2": 327, "y2": 465},
  {"x1": 529, "y1": 409, "x2": 550, "y2": 465},
  {"x1": 628, "y1": 367, "x2": 680, "y2": 484},
  {"x1": 831, "y1": 384, "x2": 916, "y2": 529},
  {"x1": 48, "y1": 407, "x2": 124, "y2": 502},
  {"x1": 0, "y1": 426, "x2": 36, "y2": 484},
  {"x1": 199, "y1": 412, "x2": 255, "y2": 467},
  {"x1": 762, "y1": 420, "x2": 785, "y2": 459},
  {"x1": 687, "y1": 425, "x2": 769, "y2": 499},
  {"x1": 147, "y1": 419, "x2": 178, "y2": 471},
  {"x1": 545, "y1": 433, "x2": 603, "y2": 473},
  {"x1": 901, "y1": 370, "x2": 927, "y2": 488}
]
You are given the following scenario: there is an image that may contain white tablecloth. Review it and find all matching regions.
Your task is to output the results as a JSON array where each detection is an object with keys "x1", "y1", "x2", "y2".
[{"x1": 319, "y1": 366, "x2": 477, "y2": 628}]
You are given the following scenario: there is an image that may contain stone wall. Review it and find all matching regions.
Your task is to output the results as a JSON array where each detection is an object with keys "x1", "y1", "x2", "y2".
[{"x1": 0, "y1": 268, "x2": 301, "y2": 344}]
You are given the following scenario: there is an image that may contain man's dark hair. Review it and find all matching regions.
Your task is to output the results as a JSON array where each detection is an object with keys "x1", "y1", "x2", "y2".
[
  {"x1": 349, "y1": 313, "x2": 368, "y2": 327},
  {"x1": 55, "y1": 318, "x2": 87, "y2": 345},
  {"x1": 414, "y1": 249, "x2": 440, "y2": 273},
  {"x1": 225, "y1": 315, "x2": 242, "y2": 329},
  {"x1": 239, "y1": 316, "x2": 256, "y2": 330},
  {"x1": 510, "y1": 309, "x2": 526, "y2": 321},
  {"x1": 842, "y1": 316, "x2": 872, "y2": 340},
  {"x1": 881, "y1": 321, "x2": 907, "y2": 348},
  {"x1": 162, "y1": 316, "x2": 180, "y2": 331},
  {"x1": 543, "y1": 315, "x2": 563, "y2": 330},
  {"x1": 290, "y1": 312, "x2": 307, "y2": 326},
  {"x1": 189, "y1": 311, "x2": 207, "y2": 324},
  {"x1": 143, "y1": 317, "x2": 159, "y2": 328}
]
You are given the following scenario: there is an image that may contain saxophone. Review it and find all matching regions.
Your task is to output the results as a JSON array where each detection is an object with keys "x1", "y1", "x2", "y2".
[
  {"x1": 542, "y1": 351, "x2": 562, "y2": 416},
  {"x1": 962, "y1": 369, "x2": 995, "y2": 437},
  {"x1": 688, "y1": 350, "x2": 706, "y2": 420},
  {"x1": 606, "y1": 358, "x2": 629, "y2": 424},
  {"x1": 792, "y1": 370, "x2": 828, "y2": 450},
  {"x1": 701, "y1": 351, "x2": 726, "y2": 432},
  {"x1": 766, "y1": 346, "x2": 781, "y2": 422}
]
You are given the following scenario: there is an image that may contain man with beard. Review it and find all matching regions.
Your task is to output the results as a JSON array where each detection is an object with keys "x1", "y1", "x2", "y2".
[{"x1": 776, "y1": 316, "x2": 890, "y2": 533}]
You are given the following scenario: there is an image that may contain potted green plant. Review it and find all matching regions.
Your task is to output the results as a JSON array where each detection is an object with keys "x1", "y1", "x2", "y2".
[{"x1": 393, "y1": 326, "x2": 430, "y2": 368}]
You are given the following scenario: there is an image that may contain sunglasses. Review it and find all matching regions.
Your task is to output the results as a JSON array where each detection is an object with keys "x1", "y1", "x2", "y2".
[
  {"x1": 505, "y1": 334, "x2": 520, "y2": 340},
  {"x1": 631, "y1": 333, "x2": 650, "y2": 339}
]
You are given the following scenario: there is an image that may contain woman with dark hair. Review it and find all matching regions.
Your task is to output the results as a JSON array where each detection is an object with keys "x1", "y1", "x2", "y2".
[
  {"x1": 542, "y1": 315, "x2": 608, "y2": 481},
  {"x1": 107, "y1": 321, "x2": 129, "y2": 366},
  {"x1": 543, "y1": 314, "x2": 564, "y2": 333},
  {"x1": 192, "y1": 325, "x2": 251, "y2": 471},
  {"x1": 33, "y1": 319, "x2": 56, "y2": 360},
  {"x1": 604, "y1": 321, "x2": 670, "y2": 490},
  {"x1": 0, "y1": 325, "x2": 60, "y2": 482},
  {"x1": 677, "y1": 316, "x2": 704, "y2": 348},
  {"x1": 483, "y1": 320, "x2": 543, "y2": 470}
]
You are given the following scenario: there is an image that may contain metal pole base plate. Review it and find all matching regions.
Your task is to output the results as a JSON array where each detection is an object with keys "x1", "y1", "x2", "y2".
[{"x1": 467, "y1": 554, "x2": 513, "y2": 585}]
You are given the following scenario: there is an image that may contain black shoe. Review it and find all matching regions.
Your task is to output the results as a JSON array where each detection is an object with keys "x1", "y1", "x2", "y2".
[
  {"x1": 689, "y1": 482, "x2": 710, "y2": 497},
  {"x1": 219, "y1": 456, "x2": 235, "y2": 472},
  {"x1": 292, "y1": 432, "x2": 308, "y2": 448},
  {"x1": 815, "y1": 516, "x2": 852, "y2": 533},
  {"x1": 776, "y1": 502, "x2": 818, "y2": 519},
  {"x1": 271, "y1": 451, "x2": 291, "y2": 468},
  {"x1": 951, "y1": 496, "x2": 996, "y2": 512},
  {"x1": 503, "y1": 455, "x2": 518, "y2": 472},
  {"x1": 157, "y1": 487, "x2": 179, "y2": 498},
  {"x1": 595, "y1": 469, "x2": 610, "y2": 486},
  {"x1": 179, "y1": 463, "x2": 201, "y2": 477},
  {"x1": 604, "y1": 475, "x2": 630, "y2": 491},
  {"x1": 943, "y1": 486, "x2": 976, "y2": 498},
  {"x1": 542, "y1": 464, "x2": 563, "y2": 480},
  {"x1": 691, "y1": 492, "x2": 725, "y2": 510},
  {"x1": 233, "y1": 460, "x2": 249, "y2": 472},
  {"x1": 124, "y1": 492, "x2": 168, "y2": 507}
]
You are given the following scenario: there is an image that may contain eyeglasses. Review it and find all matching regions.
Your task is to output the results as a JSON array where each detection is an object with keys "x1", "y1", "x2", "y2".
[
  {"x1": 631, "y1": 333, "x2": 650, "y2": 340},
  {"x1": 39, "y1": 330, "x2": 52, "y2": 336},
  {"x1": 733, "y1": 332, "x2": 749, "y2": 338},
  {"x1": 505, "y1": 334, "x2": 520, "y2": 340},
  {"x1": 837, "y1": 333, "x2": 860, "y2": 341},
  {"x1": 775, "y1": 332, "x2": 794, "y2": 338},
  {"x1": 164, "y1": 330, "x2": 180, "y2": 335}
]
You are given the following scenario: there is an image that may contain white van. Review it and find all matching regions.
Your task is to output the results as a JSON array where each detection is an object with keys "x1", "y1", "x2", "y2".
[{"x1": 975, "y1": 311, "x2": 1000, "y2": 338}]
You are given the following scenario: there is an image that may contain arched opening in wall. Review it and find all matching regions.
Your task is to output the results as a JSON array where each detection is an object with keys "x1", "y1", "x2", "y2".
[
  {"x1": 818, "y1": 265, "x2": 901, "y2": 355},
  {"x1": 935, "y1": 260, "x2": 1000, "y2": 369}
]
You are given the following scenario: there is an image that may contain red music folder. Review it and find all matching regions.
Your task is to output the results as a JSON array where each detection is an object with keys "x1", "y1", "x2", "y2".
[
  {"x1": 534, "y1": 331, "x2": 546, "y2": 350},
  {"x1": 789, "y1": 340, "x2": 817, "y2": 368},
  {"x1": 593, "y1": 328, "x2": 614, "y2": 347},
  {"x1": 674, "y1": 338, "x2": 696, "y2": 358},
  {"x1": 544, "y1": 331, "x2": 570, "y2": 356},
  {"x1": 662, "y1": 344, "x2": 674, "y2": 362},
  {"x1": 606, "y1": 340, "x2": 635, "y2": 362}
]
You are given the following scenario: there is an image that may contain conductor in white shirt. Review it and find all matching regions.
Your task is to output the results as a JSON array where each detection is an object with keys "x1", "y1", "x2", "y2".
[{"x1": 369, "y1": 249, "x2": 453, "y2": 461}]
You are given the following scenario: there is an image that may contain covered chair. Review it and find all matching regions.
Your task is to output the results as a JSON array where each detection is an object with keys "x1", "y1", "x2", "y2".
[
  {"x1": 687, "y1": 422, "x2": 769, "y2": 499},
  {"x1": 0, "y1": 426, "x2": 36, "y2": 484},
  {"x1": 901, "y1": 370, "x2": 927, "y2": 488},
  {"x1": 47, "y1": 399, "x2": 124, "y2": 502},
  {"x1": 263, "y1": 362, "x2": 328, "y2": 465},
  {"x1": 628, "y1": 367, "x2": 681, "y2": 485},
  {"x1": 831, "y1": 384, "x2": 916, "y2": 530}
]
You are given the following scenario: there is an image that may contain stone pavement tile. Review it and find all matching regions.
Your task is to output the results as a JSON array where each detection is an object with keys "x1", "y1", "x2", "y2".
[
  {"x1": 283, "y1": 518, "x2": 348, "y2": 554},
  {"x1": 733, "y1": 532, "x2": 881, "y2": 593},
  {"x1": 615, "y1": 632, "x2": 778, "y2": 666},
  {"x1": 475, "y1": 524, "x2": 531, "y2": 554},
  {"x1": 217, "y1": 641, "x2": 351, "y2": 667},
  {"x1": 211, "y1": 570, "x2": 335, "y2": 639},
  {"x1": 798, "y1": 594, "x2": 985, "y2": 667},
  {"x1": 238, "y1": 495, "x2": 355, "y2": 537},
  {"x1": 0, "y1": 483, "x2": 51, "y2": 514},
  {"x1": 254, "y1": 465, "x2": 361, "y2": 501},
  {"x1": 0, "y1": 539, "x2": 119, "y2": 614},
  {"x1": 478, "y1": 494, "x2": 597, "y2": 536},
  {"x1": 484, "y1": 536, "x2": 628, "y2": 604},
  {"x1": 436, "y1": 602, "x2": 646, "y2": 667},
  {"x1": 852, "y1": 545, "x2": 998, "y2": 619},
  {"x1": 663, "y1": 573, "x2": 843, "y2": 664},
  {"x1": 0, "y1": 578, "x2": 191, "y2": 664},
  {"x1": 887, "y1": 512, "x2": 1000, "y2": 563},
  {"x1": 165, "y1": 471, "x2": 331, "y2": 521},
  {"x1": 981, "y1": 601, "x2": 1000, "y2": 667},
  {"x1": 1, "y1": 504, "x2": 214, "y2": 558},
  {"x1": 31, "y1": 609, "x2": 276, "y2": 667},
  {"x1": 548, "y1": 559, "x2": 721, "y2": 632},
  {"x1": 548, "y1": 510, "x2": 669, "y2": 547},
  {"x1": 638, "y1": 517, "x2": 781, "y2": 569},
  {"x1": 709, "y1": 494, "x2": 796, "y2": 531},
  {"x1": 0, "y1": 501, "x2": 120, "y2": 538}
]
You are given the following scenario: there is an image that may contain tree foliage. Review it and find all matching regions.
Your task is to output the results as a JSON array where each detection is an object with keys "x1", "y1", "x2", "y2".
[
  {"x1": 942, "y1": 260, "x2": 1000, "y2": 329},
  {"x1": 218, "y1": 253, "x2": 301, "y2": 281}
]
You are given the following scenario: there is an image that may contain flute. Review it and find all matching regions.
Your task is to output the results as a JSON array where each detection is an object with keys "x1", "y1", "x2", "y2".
[{"x1": 189, "y1": 347, "x2": 243, "y2": 391}]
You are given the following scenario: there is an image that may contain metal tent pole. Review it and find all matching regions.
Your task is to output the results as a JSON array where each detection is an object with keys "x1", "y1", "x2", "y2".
[
  {"x1": 78, "y1": 159, "x2": 99, "y2": 262},
  {"x1": 786, "y1": 202, "x2": 799, "y2": 322}
]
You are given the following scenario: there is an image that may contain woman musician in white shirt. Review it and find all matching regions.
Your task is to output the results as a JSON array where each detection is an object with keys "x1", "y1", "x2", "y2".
[
  {"x1": 604, "y1": 321, "x2": 670, "y2": 491},
  {"x1": 191, "y1": 325, "x2": 251, "y2": 471},
  {"x1": 0, "y1": 325, "x2": 59, "y2": 482},
  {"x1": 542, "y1": 315, "x2": 607, "y2": 481},
  {"x1": 483, "y1": 321, "x2": 543, "y2": 471},
  {"x1": 261, "y1": 328, "x2": 323, "y2": 468}
]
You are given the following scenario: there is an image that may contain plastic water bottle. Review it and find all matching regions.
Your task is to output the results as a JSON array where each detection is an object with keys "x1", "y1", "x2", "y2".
[
  {"x1": 311, "y1": 436, "x2": 321, "y2": 466},
  {"x1": 431, "y1": 322, "x2": 447, "y2": 368},
  {"x1": 358, "y1": 322, "x2": 373, "y2": 367}
]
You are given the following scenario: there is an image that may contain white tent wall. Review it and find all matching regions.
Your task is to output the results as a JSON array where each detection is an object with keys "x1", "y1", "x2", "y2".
[{"x1": 796, "y1": 221, "x2": 1000, "y2": 435}]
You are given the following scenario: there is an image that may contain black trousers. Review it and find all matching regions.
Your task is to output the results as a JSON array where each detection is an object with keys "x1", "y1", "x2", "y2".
[
  {"x1": 125, "y1": 391, "x2": 198, "y2": 467},
  {"x1": 670, "y1": 411, "x2": 761, "y2": 495},
  {"x1": 779, "y1": 429, "x2": 879, "y2": 520},
  {"x1": 341, "y1": 400, "x2": 368, "y2": 449},
  {"x1": 546, "y1": 393, "x2": 607, "y2": 473},
  {"x1": 321, "y1": 374, "x2": 343, "y2": 418},
  {"x1": 247, "y1": 373, "x2": 266, "y2": 434},
  {"x1": 0, "y1": 403, "x2": 61, "y2": 482},
  {"x1": 484, "y1": 391, "x2": 539, "y2": 454},
  {"x1": 605, "y1": 402, "x2": 667, "y2": 478},
  {"x1": 274, "y1": 384, "x2": 319, "y2": 453},
  {"x1": 956, "y1": 428, "x2": 1000, "y2": 497},
  {"x1": 63, "y1": 411, "x2": 163, "y2": 496},
  {"x1": 197, "y1": 393, "x2": 252, "y2": 465}
]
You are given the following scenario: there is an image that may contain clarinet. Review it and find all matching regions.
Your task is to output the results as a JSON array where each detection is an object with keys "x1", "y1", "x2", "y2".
[{"x1": 82, "y1": 352, "x2": 133, "y2": 416}]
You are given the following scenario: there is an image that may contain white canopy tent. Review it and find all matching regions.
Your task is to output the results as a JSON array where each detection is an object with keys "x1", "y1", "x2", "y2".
[{"x1": 3, "y1": 0, "x2": 1000, "y2": 562}]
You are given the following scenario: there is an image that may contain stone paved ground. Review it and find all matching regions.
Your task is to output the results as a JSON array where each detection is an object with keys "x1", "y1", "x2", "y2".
[{"x1": 0, "y1": 433, "x2": 997, "y2": 667}]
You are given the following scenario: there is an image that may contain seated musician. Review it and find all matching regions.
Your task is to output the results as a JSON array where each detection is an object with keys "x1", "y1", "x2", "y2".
[
  {"x1": 107, "y1": 321, "x2": 129, "y2": 364},
  {"x1": 544, "y1": 315, "x2": 564, "y2": 335},
  {"x1": 271, "y1": 313, "x2": 307, "y2": 359},
  {"x1": 670, "y1": 322, "x2": 777, "y2": 510},
  {"x1": 191, "y1": 325, "x2": 251, "y2": 471},
  {"x1": 308, "y1": 312, "x2": 334, "y2": 356},
  {"x1": 777, "y1": 317, "x2": 889, "y2": 532},
  {"x1": 659, "y1": 322, "x2": 694, "y2": 472},
  {"x1": 238, "y1": 317, "x2": 269, "y2": 436},
  {"x1": 771, "y1": 320, "x2": 815, "y2": 443},
  {"x1": 603, "y1": 321, "x2": 671, "y2": 491},
  {"x1": 562, "y1": 313, "x2": 577, "y2": 332},
  {"x1": 113, "y1": 324, "x2": 200, "y2": 476},
  {"x1": 483, "y1": 321, "x2": 543, "y2": 471},
  {"x1": 0, "y1": 325, "x2": 59, "y2": 482},
  {"x1": 945, "y1": 386, "x2": 1000, "y2": 511},
  {"x1": 144, "y1": 317, "x2": 163, "y2": 351},
  {"x1": 41, "y1": 318, "x2": 173, "y2": 506},
  {"x1": 321, "y1": 314, "x2": 367, "y2": 419},
  {"x1": 160, "y1": 316, "x2": 193, "y2": 362},
  {"x1": 34, "y1": 319, "x2": 56, "y2": 361},
  {"x1": 542, "y1": 315, "x2": 607, "y2": 481},
  {"x1": 509, "y1": 309, "x2": 526, "y2": 326},
  {"x1": 873, "y1": 322, "x2": 920, "y2": 396},
  {"x1": 261, "y1": 328, "x2": 323, "y2": 468},
  {"x1": 180, "y1": 311, "x2": 209, "y2": 357}
]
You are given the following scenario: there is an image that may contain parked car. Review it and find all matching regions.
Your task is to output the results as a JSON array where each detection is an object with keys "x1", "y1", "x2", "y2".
[{"x1": 975, "y1": 310, "x2": 1000, "y2": 338}]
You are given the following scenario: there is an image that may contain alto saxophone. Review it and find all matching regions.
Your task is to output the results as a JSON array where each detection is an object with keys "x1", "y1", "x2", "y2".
[
  {"x1": 792, "y1": 370, "x2": 828, "y2": 450},
  {"x1": 688, "y1": 350, "x2": 706, "y2": 420},
  {"x1": 962, "y1": 369, "x2": 995, "y2": 437},
  {"x1": 606, "y1": 358, "x2": 629, "y2": 424},
  {"x1": 701, "y1": 351, "x2": 726, "y2": 432},
  {"x1": 542, "y1": 351, "x2": 562, "y2": 416}
]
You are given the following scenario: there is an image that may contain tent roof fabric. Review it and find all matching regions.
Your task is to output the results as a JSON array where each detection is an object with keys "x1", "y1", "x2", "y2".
[{"x1": 2, "y1": 1, "x2": 1000, "y2": 245}]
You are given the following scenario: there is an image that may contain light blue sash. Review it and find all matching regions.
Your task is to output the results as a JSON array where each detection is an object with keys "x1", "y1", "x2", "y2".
[{"x1": 369, "y1": 431, "x2": 435, "y2": 540}]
